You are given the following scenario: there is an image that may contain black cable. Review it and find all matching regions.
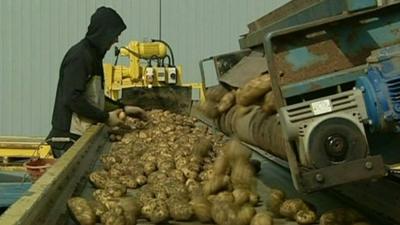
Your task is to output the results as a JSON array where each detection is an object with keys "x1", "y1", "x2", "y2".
[
  {"x1": 151, "y1": 39, "x2": 175, "y2": 66},
  {"x1": 114, "y1": 46, "x2": 120, "y2": 65},
  {"x1": 163, "y1": 55, "x2": 171, "y2": 67},
  {"x1": 149, "y1": 55, "x2": 160, "y2": 67}
]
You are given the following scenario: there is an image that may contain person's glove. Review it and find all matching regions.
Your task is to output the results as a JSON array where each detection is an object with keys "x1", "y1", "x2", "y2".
[
  {"x1": 124, "y1": 106, "x2": 148, "y2": 121},
  {"x1": 106, "y1": 109, "x2": 124, "y2": 127}
]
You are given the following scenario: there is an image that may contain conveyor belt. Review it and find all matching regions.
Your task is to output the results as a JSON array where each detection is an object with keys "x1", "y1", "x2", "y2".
[{"x1": 0, "y1": 117, "x2": 397, "y2": 225}]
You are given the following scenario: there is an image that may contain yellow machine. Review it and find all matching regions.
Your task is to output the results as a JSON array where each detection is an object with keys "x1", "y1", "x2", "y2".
[
  {"x1": 104, "y1": 40, "x2": 205, "y2": 113},
  {"x1": 0, "y1": 137, "x2": 53, "y2": 171}
]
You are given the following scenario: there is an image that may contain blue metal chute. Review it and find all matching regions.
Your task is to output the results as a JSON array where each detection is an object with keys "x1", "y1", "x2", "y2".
[{"x1": 0, "y1": 172, "x2": 32, "y2": 208}]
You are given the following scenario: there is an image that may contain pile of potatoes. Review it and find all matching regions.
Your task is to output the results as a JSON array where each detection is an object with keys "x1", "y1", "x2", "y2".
[
  {"x1": 68, "y1": 109, "x2": 228, "y2": 225},
  {"x1": 264, "y1": 188, "x2": 370, "y2": 225},
  {"x1": 68, "y1": 109, "x2": 370, "y2": 225},
  {"x1": 199, "y1": 74, "x2": 276, "y2": 119}
]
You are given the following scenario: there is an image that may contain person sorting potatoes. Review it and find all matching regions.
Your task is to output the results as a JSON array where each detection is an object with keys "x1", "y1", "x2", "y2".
[{"x1": 46, "y1": 7, "x2": 146, "y2": 158}]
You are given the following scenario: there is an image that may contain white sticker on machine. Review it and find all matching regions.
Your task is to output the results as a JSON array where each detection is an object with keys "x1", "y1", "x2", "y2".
[{"x1": 311, "y1": 99, "x2": 332, "y2": 115}]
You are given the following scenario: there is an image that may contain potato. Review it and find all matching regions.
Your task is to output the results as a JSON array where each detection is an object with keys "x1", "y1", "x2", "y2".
[
  {"x1": 167, "y1": 196, "x2": 193, "y2": 221},
  {"x1": 89, "y1": 170, "x2": 108, "y2": 189},
  {"x1": 231, "y1": 159, "x2": 255, "y2": 190},
  {"x1": 150, "y1": 185, "x2": 169, "y2": 200},
  {"x1": 237, "y1": 204, "x2": 256, "y2": 225},
  {"x1": 224, "y1": 138, "x2": 251, "y2": 163},
  {"x1": 190, "y1": 196, "x2": 212, "y2": 223},
  {"x1": 87, "y1": 200, "x2": 107, "y2": 217},
  {"x1": 100, "y1": 206, "x2": 126, "y2": 225},
  {"x1": 266, "y1": 188, "x2": 285, "y2": 217},
  {"x1": 105, "y1": 180, "x2": 127, "y2": 198},
  {"x1": 233, "y1": 188, "x2": 250, "y2": 206},
  {"x1": 118, "y1": 197, "x2": 140, "y2": 225},
  {"x1": 186, "y1": 178, "x2": 202, "y2": 194},
  {"x1": 320, "y1": 208, "x2": 365, "y2": 225},
  {"x1": 193, "y1": 138, "x2": 213, "y2": 158},
  {"x1": 100, "y1": 155, "x2": 119, "y2": 170},
  {"x1": 119, "y1": 175, "x2": 138, "y2": 189},
  {"x1": 206, "y1": 85, "x2": 229, "y2": 102},
  {"x1": 261, "y1": 91, "x2": 276, "y2": 115},
  {"x1": 217, "y1": 91, "x2": 236, "y2": 113},
  {"x1": 213, "y1": 154, "x2": 230, "y2": 176},
  {"x1": 158, "y1": 160, "x2": 175, "y2": 172},
  {"x1": 109, "y1": 167, "x2": 123, "y2": 178},
  {"x1": 199, "y1": 169, "x2": 215, "y2": 181},
  {"x1": 198, "y1": 101, "x2": 220, "y2": 119},
  {"x1": 118, "y1": 111, "x2": 127, "y2": 120},
  {"x1": 248, "y1": 192, "x2": 259, "y2": 206},
  {"x1": 109, "y1": 134, "x2": 117, "y2": 142},
  {"x1": 147, "y1": 171, "x2": 168, "y2": 184},
  {"x1": 143, "y1": 161, "x2": 157, "y2": 175},
  {"x1": 211, "y1": 202, "x2": 237, "y2": 225},
  {"x1": 296, "y1": 210, "x2": 317, "y2": 225},
  {"x1": 179, "y1": 168, "x2": 196, "y2": 180},
  {"x1": 175, "y1": 156, "x2": 189, "y2": 170},
  {"x1": 135, "y1": 175, "x2": 147, "y2": 186},
  {"x1": 67, "y1": 197, "x2": 96, "y2": 225},
  {"x1": 168, "y1": 169, "x2": 186, "y2": 183},
  {"x1": 92, "y1": 189, "x2": 115, "y2": 208},
  {"x1": 250, "y1": 212, "x2": 273, "y2": 225},
  {"x1": 203, "y1": 175, "x2": 230, "y2": 195},
  {"x1": 236, "y1": 75, "x2": 272, "y2": 106},
  {"x1": 141, "y1": 199, "x2": 169, "y2": 224},
  {"x1": 165, "y1": 181, "x2": 189, "y2": 198},
  {"x1": 214, "y1": 191, "x2": 235, "y2": 204},
  {"x1": 280, "y1": 198, "x2": 310, "y2": 220},
  {"x1": 115, "y1": 135, "x2": 122, "y2": 141},
  {"x1": 138, "y1": 190, "x2": 156, "y2": 205}
]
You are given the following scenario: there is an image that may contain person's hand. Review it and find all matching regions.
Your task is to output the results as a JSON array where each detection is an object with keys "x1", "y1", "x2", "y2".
[
  {"x1": 106, "y1": 109, "x2": 124, "y2": 127},
  {"x1": 124, "y1": 106, "x2": 148, "y2": 121}
]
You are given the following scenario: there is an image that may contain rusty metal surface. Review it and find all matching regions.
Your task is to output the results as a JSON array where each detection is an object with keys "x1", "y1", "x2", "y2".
[
  {"x1": 210, "y1": 49, "x2": 251, "y2": 80},
  {"x1": 219, "y1": 51, "x2": 268, "y2": 88},
  {"x1": 240, "y1": 0, "x2": 378, "y2": 49},
  {"x1": 264, "y1": 2, "x2": 400, "y2": 109},
  {"x1": 247, "y1": 0, "x2": 322, "y2": 33}
]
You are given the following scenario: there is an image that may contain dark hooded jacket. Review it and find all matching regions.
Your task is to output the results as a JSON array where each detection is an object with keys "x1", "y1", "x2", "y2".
[{"x1": 48, "y1": 7, "x2": 126, "y2": 140}]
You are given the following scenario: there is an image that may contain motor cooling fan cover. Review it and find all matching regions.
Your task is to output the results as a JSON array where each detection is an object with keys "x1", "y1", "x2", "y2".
[{"x1": 307, "y1": 117, "x2": 368, "y2": 168}]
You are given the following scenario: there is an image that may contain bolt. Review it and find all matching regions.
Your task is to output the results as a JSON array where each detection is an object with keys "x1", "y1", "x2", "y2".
[
  {"x1": 359, "y1": 86, "x2": 365, "y2": 92},
  {"x1": 368, "y1": 119, "x2": 373, "y2": 125},
  {"x1": 365, "y1": 161, "x2": 373, "y2": 170},
  {"x1": 315, "y1": 173, "x2": 324, "y2": 183}
]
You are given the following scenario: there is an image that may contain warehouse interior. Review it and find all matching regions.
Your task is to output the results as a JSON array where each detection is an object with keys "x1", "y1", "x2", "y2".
[{"x1": 1, "y1": 0, "x2": 400, "y2": 225}]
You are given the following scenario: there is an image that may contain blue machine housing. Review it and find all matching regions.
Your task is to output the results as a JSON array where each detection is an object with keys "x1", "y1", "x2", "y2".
[{"x1": 356, "y1": 45, "x2": 400, "y2": 132}]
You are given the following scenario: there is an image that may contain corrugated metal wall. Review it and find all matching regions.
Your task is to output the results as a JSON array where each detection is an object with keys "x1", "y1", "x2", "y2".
[{"x1": 0, "y1": 0, "x2": 289, "y2": 136}]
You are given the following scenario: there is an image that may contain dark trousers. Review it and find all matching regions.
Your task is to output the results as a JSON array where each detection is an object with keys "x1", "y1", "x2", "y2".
[
  {"x1": 46, "y1": 129, "x2": 80, "y2": 158},
  {"x1": 47, "y1": 141, "x2": 75, "y2": 158}
]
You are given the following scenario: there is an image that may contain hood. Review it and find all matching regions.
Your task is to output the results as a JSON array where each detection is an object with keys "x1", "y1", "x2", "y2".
[{"x1": 86, "y1": 6, "x2": 126, "y2": 57}]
